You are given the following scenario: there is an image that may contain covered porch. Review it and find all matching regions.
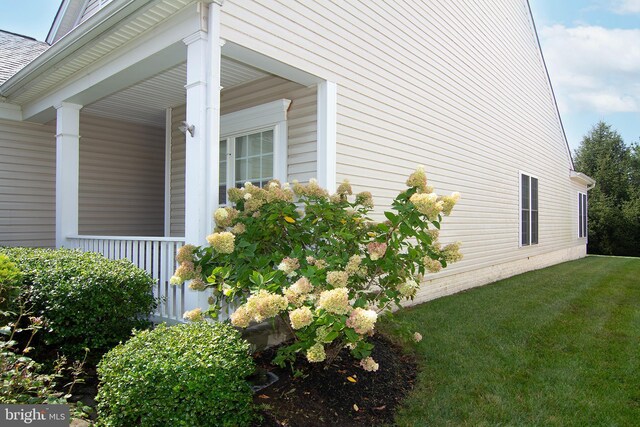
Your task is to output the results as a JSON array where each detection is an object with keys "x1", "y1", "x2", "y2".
[{"x1": 4, "y1": 0, "x2": 336, "y2": 322}]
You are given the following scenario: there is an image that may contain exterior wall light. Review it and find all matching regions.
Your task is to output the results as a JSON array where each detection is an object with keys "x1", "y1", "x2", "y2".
[{"x1": 179, "y1": 121, "x2": 195, "y2": 137}]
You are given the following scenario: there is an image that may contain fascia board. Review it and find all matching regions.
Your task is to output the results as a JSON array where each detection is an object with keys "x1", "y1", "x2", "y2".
[{"x1": 570, "y1": 171, "x2": 596, "y2": 187}]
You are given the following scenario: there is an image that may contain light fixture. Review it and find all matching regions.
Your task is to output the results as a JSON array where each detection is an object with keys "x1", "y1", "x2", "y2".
[{"x1": 178, "y1": 121, "x2": 195, "y2": 137}]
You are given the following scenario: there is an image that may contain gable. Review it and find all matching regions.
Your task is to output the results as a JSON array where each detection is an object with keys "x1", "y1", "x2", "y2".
[{"x1": 47, "y1": 0, "x2": 114, "y2": 45}]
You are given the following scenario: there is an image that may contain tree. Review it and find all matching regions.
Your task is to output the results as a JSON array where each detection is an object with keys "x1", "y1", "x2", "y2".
[{"x1": 574, "y1": 122, "x2": 639, "y2": 256}]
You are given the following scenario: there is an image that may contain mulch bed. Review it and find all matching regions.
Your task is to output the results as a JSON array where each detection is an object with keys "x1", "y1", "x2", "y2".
[
  {"x1": 252, "y1": 334, "x2": 418, "y2": 427},
  {"x1": 62, "y1": 334, "x2": 417, "y2": 426}
]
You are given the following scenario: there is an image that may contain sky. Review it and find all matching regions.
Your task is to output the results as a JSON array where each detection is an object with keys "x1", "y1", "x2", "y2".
[
  {"x1": 0, "y1": 1, "x2": 638, "y2": 154},
  {"x1": 529, "y1": 0, "x2": 640, "y2": 152},
  {"x1": 0, "y1": 1, "x2": 60, "y2": 42}
]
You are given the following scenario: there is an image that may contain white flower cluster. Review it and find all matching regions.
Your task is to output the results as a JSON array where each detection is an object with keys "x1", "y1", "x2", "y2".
[
  {"x1": 206, "y1": 231, "x2": 235, "y2": 254},
  {"x1": 360, "y1": 356, "x2": 379, "y2": 372},
  {"x1": 317, "y1": 287, "x2": 351, "y2": 315},
  {"x1": 346, "y1": 308, "x2": 377, "y2": 335},
  {"x1": 230, "y1": 290, "x2": 288, "y2": 327}
]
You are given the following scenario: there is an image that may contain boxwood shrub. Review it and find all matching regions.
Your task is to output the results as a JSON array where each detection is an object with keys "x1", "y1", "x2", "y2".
[
  {"x1": 97, "y1": 322, "x2": 255, "y2": 427},
  {"x1": 0, "y1": 247, "x2": 156, "y2": 357}
]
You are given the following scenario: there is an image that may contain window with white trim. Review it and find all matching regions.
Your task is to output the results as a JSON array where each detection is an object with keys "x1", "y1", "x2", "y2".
[
  {"x1": 218, "y1": 99, "x2": 291, "y2": 204},
  {"x1": 578, "y1": 192, "x2": 587, "y2": 238},
  {"x1": 520, "y1": 172, "x2": 538, "y2": 246}
]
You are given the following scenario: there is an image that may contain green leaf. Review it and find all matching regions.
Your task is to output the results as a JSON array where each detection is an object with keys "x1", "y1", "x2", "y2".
[
  {"x1": 344, "y1": 328, "x2": 359, "y2": 342},
  {"x1": 324, "y1": 331, "x2": 339, "y2": 342},
  {"x1": 384, "y1": 212, "x2": 398, "y2": 223},
  {"x1": 400, "y1": 222, "x2": 413, "y2": 235}
]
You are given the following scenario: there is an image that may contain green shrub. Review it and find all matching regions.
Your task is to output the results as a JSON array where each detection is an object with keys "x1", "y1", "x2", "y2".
[
  {"x1": 0, "y1": 254, "x2": 22, "y2": 314},
  {"x1": 0, "y1": 247, "x2": 156, "y2": 358},
  {"x1": 0, "y1": 254, "x2": 22, "y2": 319},
  {"x1": 97, "y1": 322, "x2": 255, "y2": 427}
]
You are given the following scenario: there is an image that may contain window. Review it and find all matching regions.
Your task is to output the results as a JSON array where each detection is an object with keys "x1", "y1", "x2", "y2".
[
  {"x1": 520, "y1": 172, "x2": 538, "y2": 246},
  {"x1": 578, "y1": 192, "x2": 588, "y2": 238},
  {"x1": 218, "y1": 99, "x2": 291, "y2": 204}
]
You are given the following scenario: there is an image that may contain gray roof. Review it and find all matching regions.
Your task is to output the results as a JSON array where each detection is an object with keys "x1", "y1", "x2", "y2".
[{"x1": 0, "y1": 30, "x2": 50, "y2": 86}]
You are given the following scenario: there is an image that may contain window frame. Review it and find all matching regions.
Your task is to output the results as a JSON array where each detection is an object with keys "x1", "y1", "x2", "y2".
[
  {"x1": 578, "y1": 192, "x2": 588, "y2": 239},
  {"x1": 218, "y1": 99, "x2": 291, "y2": 204},
  {"x1": 519, "y1": 171, "x2": 539, "y2": 247}
]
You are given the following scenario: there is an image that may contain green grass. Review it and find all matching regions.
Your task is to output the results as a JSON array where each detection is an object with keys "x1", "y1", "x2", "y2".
[{"x1": 383, "y1": 256, "x2": 640, "y2": 426}]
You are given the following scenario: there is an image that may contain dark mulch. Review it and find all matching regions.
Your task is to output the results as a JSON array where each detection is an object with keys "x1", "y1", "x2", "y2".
[
  {"x1": 252, "y1": 334, "x2": 418, "y2": 427},
  {"x1": 59, "y1": 334, "x2": 416, "y2": 426}
]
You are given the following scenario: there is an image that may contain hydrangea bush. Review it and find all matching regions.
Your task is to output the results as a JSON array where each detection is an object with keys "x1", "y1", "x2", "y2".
[{"x1": 172, "y1": 166, "x2": 462, "y2": 370}]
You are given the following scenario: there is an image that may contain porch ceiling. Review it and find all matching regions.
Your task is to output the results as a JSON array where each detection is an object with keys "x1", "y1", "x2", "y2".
[{"x1": 81, "y1": 57, "x2": 270, "y2": 127}]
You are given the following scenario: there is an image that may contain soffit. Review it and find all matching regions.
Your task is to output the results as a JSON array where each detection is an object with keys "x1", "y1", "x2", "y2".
[
  {"x1": 8, "y1": 0, "x2": 193, "y2": 105},
  {"x1": 82, "y1": 57, "x2": 270, "y2": 126}
]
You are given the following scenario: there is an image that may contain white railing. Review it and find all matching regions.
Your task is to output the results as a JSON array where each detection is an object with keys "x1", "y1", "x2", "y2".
[{"x1": 67, "y1": 235, "x2": 186, "y2": 323}]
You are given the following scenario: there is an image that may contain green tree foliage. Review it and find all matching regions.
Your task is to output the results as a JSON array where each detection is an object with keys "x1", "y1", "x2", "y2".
[{"x1": 574, "y1": 122, "x2": 639, "y2": 256}]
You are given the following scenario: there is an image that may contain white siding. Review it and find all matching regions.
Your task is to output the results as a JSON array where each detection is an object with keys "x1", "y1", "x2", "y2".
[
  {"x1": 79, "y1": 114, "x2": 165, "y2": 236},
  {"x1": 220, "y1": 0, "x2": 588, "y2": 301},
  {"x1": 0, "y1": 114, "x2": 165, "y2": 246},
  {"x1": 0, "y1": 119, "x2": 56, "y2": 247},
  {"x1": 79, "y1": 0, "x2": 113, "y2": 25}
]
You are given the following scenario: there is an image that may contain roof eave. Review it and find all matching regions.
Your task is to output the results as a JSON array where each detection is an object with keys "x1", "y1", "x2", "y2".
[
  {"x1": 0, "y1": 0, "x2": 151, "y2": 100},
  {"x1": 570, "y1": 171, "x2": 596, "y2": 189}
]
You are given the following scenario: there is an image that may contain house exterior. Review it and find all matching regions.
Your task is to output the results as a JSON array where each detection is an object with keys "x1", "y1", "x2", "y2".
[{"x1": 0, "y1": 0, "x2": 595, "y2": 322}]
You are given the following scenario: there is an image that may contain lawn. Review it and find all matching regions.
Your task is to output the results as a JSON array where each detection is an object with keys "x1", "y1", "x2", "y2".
[{"x1": 383, "y1": 256, "x2": 640, "y2": 426}]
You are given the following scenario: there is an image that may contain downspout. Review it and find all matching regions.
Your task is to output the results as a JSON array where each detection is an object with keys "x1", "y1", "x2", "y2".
[{"x1": 206, "y1": 0, "x2": 223, "y2": 230}]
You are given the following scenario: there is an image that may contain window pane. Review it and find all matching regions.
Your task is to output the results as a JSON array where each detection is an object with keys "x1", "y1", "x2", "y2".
[
  {"x1": 579, "y1": 195, "x2": 583, "y2": 237},
  {"x1": 262, "y1": 154, "x2": 273, "y2": 179},
  {"x1": 249, "y1": 132, "x2": 262, "y2": 156},
  {"x1": 236, "y1": 136, "x2": 247, "y2": 158},
  {"x1": 220, "y1": 139, "x2": 227, "y2": 157},
  {"x1": 522, "y1": 210, "x2": 530, "y2": 245},
  {"x1": 219, "y1": 160, "x2": 227, "y2": 182},
  {"x1": 582, "y1": 194, "x2": 588, "y2": 238},
  {"x1": 262, "y1": 130, "x2": 274, "y2": 154},
  {"x1": 219, "y1": 185, "x2": 227, "y2": 205},
  {"x1": 248, "y1": 156, "x2": 261, "y2": 180},
  {"x1": 531, "y1": 211, "x2": 538, "y2": 244},
  {"x1": 235, "y1": 158, "x2": 246, "y2": 182},
  {"x1": 531, "y1": 177, "x2": 538, "y2": 210},
  {"x1": 231, "y1": 130, "x2": 276, "y2": 189},
  {"x1": 521, "y1": 175, "x2": 530, "y2": 210}
]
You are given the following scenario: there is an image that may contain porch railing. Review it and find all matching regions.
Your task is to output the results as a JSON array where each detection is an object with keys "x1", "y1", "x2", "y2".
[{"x1": 67, "y1": 235, "x2": 186, "y2": 323}]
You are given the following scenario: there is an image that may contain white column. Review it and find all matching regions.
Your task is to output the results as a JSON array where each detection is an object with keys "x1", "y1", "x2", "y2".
[
  {"x1": 164, "y1": 108, "x2": 172, "y2": 237},
  {"x1": 317, "y1": 81, "x2": 337, "y2": 192},
  {"x1": 183, "y1": 31, "x2": 208, "y2": 246},
  {"x1": 55, "y1": 102, "x2": 82, "y2": 248},
  {"x1": 183, "y1": 2, "x2": 222, "y2": 312}
]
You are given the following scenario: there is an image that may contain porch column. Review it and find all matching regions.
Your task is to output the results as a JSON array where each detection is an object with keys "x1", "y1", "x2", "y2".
[
  {"x1": 183, "y1": 1, "x2": 222, "y2": 312},
  {"x1": 55, "y1": 102, "x2": 82, "y2": 248},
  {"x1": 317, "y1": 81, "x2": 337, "y2": 192}
]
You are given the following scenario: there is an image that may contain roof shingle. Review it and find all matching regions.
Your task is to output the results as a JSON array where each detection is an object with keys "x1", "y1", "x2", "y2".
[{"x1": 0, "y1": 30, "x2": 50, "y2": 86}]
